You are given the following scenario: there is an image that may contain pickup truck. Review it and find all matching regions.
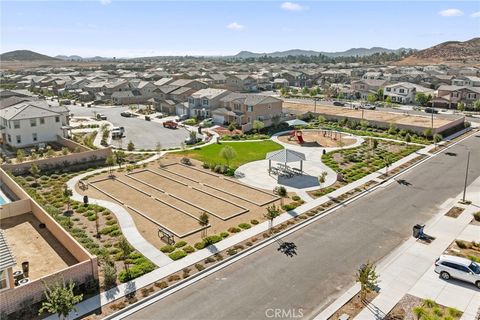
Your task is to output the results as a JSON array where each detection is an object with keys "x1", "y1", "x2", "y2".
[{"x1": 96, "y1": 113, "x2": 107, "y2": 120}]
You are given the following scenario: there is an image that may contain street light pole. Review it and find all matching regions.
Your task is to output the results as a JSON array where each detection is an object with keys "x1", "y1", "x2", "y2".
[{"x1": 462, "y1": 150, "x2": 471, "y2": 202}]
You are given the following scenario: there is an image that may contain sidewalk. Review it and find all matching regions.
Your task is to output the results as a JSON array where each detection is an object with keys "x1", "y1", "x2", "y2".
[{"x1": 315, "y1": 177, "x2": 480, "y2": 320}]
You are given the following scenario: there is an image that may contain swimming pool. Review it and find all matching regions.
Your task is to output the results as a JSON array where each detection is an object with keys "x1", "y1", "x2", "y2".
[{"x1": 0, "y1": 189, "x2": 10, "y2": 205}]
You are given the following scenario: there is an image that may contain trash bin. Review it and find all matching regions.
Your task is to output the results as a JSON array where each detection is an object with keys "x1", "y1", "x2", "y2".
[
  {"x1": 21, "y1": 262, "x2": 29, "y2": 278},
  {"x1": 413, "y1": 224, "x2": 423, "y2": 238},
  {"x1": 83, "y1": 195, "x2": 89, "y2": 206}
]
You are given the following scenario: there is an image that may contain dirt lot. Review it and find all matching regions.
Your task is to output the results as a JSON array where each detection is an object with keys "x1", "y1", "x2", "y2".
[
  {"x1": 1, "y1": 213, "x2": 77, "y2": 281},
  {"x1": 278, "y1": 130, "x2": 356, "y2": 148},
  {"x1": 80, "y1": 158, "x2": 283, "y2": 247},
  {"x1": 283, "y1": 102, "x2": 456, "y2": 130}
]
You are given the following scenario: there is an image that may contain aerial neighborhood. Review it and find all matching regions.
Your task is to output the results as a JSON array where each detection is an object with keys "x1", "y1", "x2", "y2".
[{"x1": 0, "y1": 4, "x2": 480, "y2": 318}]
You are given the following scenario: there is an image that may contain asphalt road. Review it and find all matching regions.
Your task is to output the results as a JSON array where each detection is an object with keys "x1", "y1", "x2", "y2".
[
  {"x1": 125, "y1": 133, "x2": 480, "y2": 320},
  {"x1": 67, "y1": 104, "x2": 190, "y2": 149}
]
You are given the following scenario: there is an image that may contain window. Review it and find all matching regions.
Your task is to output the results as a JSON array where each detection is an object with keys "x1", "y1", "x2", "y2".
[
  {"x1": 55, "y1": 116, "x2": 60, "y2": 123},
  {"x1": 13, "y1": 120, "x2": 20, "y2": 129},
  {"x1": 7, "y1": 134, "x2": 11, "y2": 142},
  {"x1": 386, "y1": 88, "x2": 391, "y2": 92},
  {"x1": 234, "y1": 103, "x2": 241, "y2": 111},
  {"x1": 39, "y1": 117, "x2": 45, "y2": 125},
  {"x1": 32, "y1": 133, "x2": 38, "y2": 142},
  {"x1": 16, "y1": 135, "x2": 21, "y2": 144},
  {"x1": 202, "y1": 99, "x2": 209, "y2": 106},
  {"x1": 188, "y1": 98, "x2": 194, "y2": 104},
  {"x1": 30, "y1": 119, "x2": 37, "y2": 127},
  {"x1": 247, "y1": 106, "x2": 253, "y2": 112},
  {"x1": 0, "y1": 270, "x2": 9, "y2": 290},
  {"x1": 399, "y1": 89, "x2": 405, "y2": 93}
]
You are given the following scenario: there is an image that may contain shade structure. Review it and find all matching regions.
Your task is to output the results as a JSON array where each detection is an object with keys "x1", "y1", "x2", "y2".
[
  {"x1": 285, "y1": 119, "x2": 308, "y2": 127},
  {"x1": 266, "y1": 149, "x2": 306, "y2": 163}
]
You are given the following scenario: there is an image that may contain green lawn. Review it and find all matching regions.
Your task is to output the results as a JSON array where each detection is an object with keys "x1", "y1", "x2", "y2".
[{"x1": 178, "y1": 141, "x2": 283, "y2": 168}]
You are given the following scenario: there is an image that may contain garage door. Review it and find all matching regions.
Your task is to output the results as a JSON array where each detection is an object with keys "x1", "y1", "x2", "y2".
[{"x1": 213, "y1": 115, "x2": 225, "y2": 125}]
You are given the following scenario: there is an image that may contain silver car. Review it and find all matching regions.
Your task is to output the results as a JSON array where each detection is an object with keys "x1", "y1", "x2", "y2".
[{"x1": 434, "y1": 255, "x2": 480, "y2": 288}]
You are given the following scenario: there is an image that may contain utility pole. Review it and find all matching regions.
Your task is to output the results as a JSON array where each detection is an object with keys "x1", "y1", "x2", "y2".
[
  {"x1": 314, "y1": 98, "x2": 317, "y2": 113},
  {"x1": 462, "y1": 150, "x2": 470, "y2": 202},
  {"x1": 431, "y1": 101, "x2": 434, "y2": 130}
]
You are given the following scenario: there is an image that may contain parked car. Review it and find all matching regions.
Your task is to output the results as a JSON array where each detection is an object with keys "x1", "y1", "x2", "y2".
[
  {"x1": 184, "y1": 136, "x2": 202, "y2": 145},
  {"x1": 120, "y1": 111, "x2": 133, "y2": 117},
  {"x1": 176, "y1": 114, "x2": 189, "y2": 122},
  {"x1": 333, "y1": 101, "x2": 345, "y2": 107},
  {"x1": 424, "y1": 107, "x2": 438, "y2": 114},
  {"x1": 434, "y1": 255, "x2": 480, "y2": 288},
  {"x1": 163, "y1": 120, "x2": 178, "y2": 129},
  {"x1": 360, "y1": 104, "x2": 376, "y2": 110},
  {"x1": 199, "y1": 118, "x2": 213, "y2": 128},
  {"x1": 96, "y1": 113, "x2": 107, "y2": 120},
  {"x1": 111, "y1": 127, "x2": 125, "y2": 139}
]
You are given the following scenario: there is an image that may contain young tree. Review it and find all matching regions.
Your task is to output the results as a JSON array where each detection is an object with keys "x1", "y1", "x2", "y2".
[
  {"x1": 228, "y1": 122, "x2": 236, "y2": 134},
  {"x1": 38, "y1": 279, "x2": 83, "y2": 320},
  {"x1": 367, "y1": 94, "x2": 377, "y2": 104},
  {"x1": 457, "y1": 102, "x2": 466, "y2": 112},
  {"x1": 385, "y1": 96, "x2": 392, "y2": 107},
  {"x1": 114, "y1": 151, "x2": 126, "y2": 168},
  {"x1": 219, "y1": 145, "x2": 237, "y2": 167},
  {"x1": 318, "y1": 172, "x2": 328, "y2": 187},
  {"x1": 317, "y1": 115, "x2": 326, "y2": 125},
  {"x1": 291, "y1": 88, "x2": 298, "y2": 95},
  {"x1": 264, "y1": 204, "x2": 280, "y2": 231},
  {"x1": 415, "y1": 92, "x2": 431, "y2": 107},
  {"x1": 275, "y1": 186, "x2": 288, "y2": 205},
  {"x1": 16, "y1": 149, "x2": 26, "y2": 163},
  {"x1": 279, "y1": 87, "x2": 288, "y2": 97},
  {"x1": 198, "y1": 212, "x2": 209, "y2": 238},
  {"x1": 252, "y1": 120, "x2": 265, "y2": 133},
  {"x1": 29, "y1": 163, "x2": 41, "y2": 183},
  {"x1": 63, "y1": 185, "x2": 73, "y2": 213},
  {"x1": 372, "y1": 139, "x2": 379, "y2": 150},
  {"x1": 405, "y1": 133, "x2": 412, "y2": 143},
  {"x1": 356, "y1": 262, "x2": 379, "y2": 300},
  {"x1": 433, "y1": 133, "x2": 442, "y2": 145},
  {"x1": 117, "y1": 237, "x2": 133, "y2": 276},
  {"x1": 382, "y1": 155, "x2": 393, "y2": 175},
  {"x1": 474, "y1": 100, "x2": 480, "y2": 111},
  {"x1": 423, "y1": 128, "x2": 433, "y2": 139},
  {"x1": 376, "y1": 88, "x2": 384, "y2": 101},
  {"x1": 127, "y1": 140, "x2": 135, "y2": 151},
  {"x1": 301, "y1": 87, "x2": 310, "y2": 95},
  {"x1": 105, "y1": 155, "x2": 115, "y2": 176}
]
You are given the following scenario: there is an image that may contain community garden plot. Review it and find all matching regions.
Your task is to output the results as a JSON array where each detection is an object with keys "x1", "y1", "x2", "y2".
[
  {"x1": 128, "y1": 169, "x2": 248, "y2": 220},
  {"x1": 89, "y1": 178, "x2": 204, "y2": 238},
  {"x1": 163, "y1": 163, "x2": 280, "y2": 206}
]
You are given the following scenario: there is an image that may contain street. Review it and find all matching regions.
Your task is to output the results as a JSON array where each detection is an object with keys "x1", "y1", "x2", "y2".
[
  {"x1": 124, "y1": 133, "x2": 480, "y2": 320},
  {"x1": 67, "y1": 104, "x2": 190, "y2": 149}
]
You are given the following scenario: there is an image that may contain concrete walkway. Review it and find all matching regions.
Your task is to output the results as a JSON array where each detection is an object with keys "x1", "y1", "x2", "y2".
[{"x1": 315, "y1": 178, "x2": 480, "y2": 320}]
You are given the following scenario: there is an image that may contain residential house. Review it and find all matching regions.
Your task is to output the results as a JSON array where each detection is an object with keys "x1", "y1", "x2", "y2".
[
  {"x1": 212, "y1": 93, "x2": 283, "y2": 129},
  {"x1": 0, "y1": 100, "x2": 69, "y2": 148},
  {"x1": 350, "y1": 79, "x2": 388, "y2": 100},
  {"x1": 225, "y1": 75, "x2": 258, "y2": 92},
  {"x1": 187, "y1": 88, "x2": 230, "y2": 118},
  {"x1": 111, "y1": 90, "x2": 144, "y2": 105},
  {"x1": 383, "y1": 82, "x2": 419, "y2": 104},
  {"x1": 169, "y1": 79, "x2": 208, "y2": 91},
  {"x1": 452, "y1": 76, "x2": 480, "y2": 87},
  {"x1": 362, "y1": 72, "x2": 383, "y2": 80},
  {"x1": 433, "y1": 85, "x2": 480, "y2": 108}
]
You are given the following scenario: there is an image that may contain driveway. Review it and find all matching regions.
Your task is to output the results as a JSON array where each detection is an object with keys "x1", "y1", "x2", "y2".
[
  {"x1": 124, "y1": 133, "x2": 480, "y2": 320},
  {"x1": 67, "y1": 104, "x2": 190, "y2": 150}
]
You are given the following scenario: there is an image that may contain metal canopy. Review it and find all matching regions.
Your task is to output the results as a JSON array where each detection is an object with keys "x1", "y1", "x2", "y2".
[
  {"x1": 266, "y1": 149, "x2": 306, "y2": 163},
  {"x1": 285, "y1": 119, "x2": 308, "y2": 127}
]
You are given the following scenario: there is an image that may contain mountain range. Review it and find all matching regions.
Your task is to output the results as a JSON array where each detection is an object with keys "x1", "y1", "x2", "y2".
[
  {"x1": 233, "y1": 47, "x2": 410, "y2": 58},
  {"x1": 0, "y1": 50, "x2": 61, "y2": 61}
]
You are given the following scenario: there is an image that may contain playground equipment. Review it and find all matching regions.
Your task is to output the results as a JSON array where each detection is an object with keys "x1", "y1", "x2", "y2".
[{"x1": 288, "y1": 130, "x2": 304, "y2": 144}]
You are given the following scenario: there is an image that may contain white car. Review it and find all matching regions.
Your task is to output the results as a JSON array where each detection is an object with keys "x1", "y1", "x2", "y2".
[
  {"x1": 434, "y1": 255, "x2": 480, "y2": 288},
  {"x1": 199, "y1": 118, "x2": 213, "y2": 128}
]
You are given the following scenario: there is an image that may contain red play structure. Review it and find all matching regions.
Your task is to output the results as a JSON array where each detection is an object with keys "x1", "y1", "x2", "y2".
[{"x1": 289, "y1": 130, "x2": 304, "y2": 144}]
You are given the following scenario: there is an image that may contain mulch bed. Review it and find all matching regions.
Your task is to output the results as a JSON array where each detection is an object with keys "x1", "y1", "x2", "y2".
[
  {"x1": 328, "y1": 292, "x2": 378, "y2": 320},
  {"x1": 445, "y1": 206, "x2": 465, "y2": 218}
]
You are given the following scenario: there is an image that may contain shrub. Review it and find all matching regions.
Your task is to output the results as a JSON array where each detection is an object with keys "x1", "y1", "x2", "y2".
[
  {"x1": 195, "y1": 263, "x2": 205, "y2": 272},
  {"x1": 168, "y1": 274, "x2": 181, "y2": 282},
  {"x1": 455, "y1": 240, "x2": 469, "y2": 249},
  {"x1": 220, "y1": 232, "x2": 229, "y2": 238},
  {"x1": 473, "y1": 211, "x2": 480, "y2": 222},
  {"x1": 169, "y1": 250, "x2": 187, "y2": 260},
  {"x1": 154, "y1": 281, "x2": 168, "y2": 289},
  {"x1": 174, "y1": 241, "x2": 187, "y2": 248},
  {"x1": 118, "y1": 260, "x2": 155, "y2": 282},
  {"x1": 180, "y1": 157, "x2": 192, "y2": 165},
  {"x1": 227, "y1": 248, "x2": 237, "y2": 256},
  {"x1": 204, "y1": 235, "x2": 222, "y2": 245},
  {"x1": 160, "y1": 245, "x2": 175, "y2": 253},
  {"x1": 183, "y1": 245, "x2": 195, "y2": 253},
  {"x1": 204, "y1": 257, "x2": 215, "y2": 264},
  {"x1": 194, "y1": 241, "x2": 206, "y2": 250},
  {"x1": 238, "y1": 223, "x2": 251, "y2": 229},
  {"x1": 250, "y1": 219, "x2": 259, "y2": 225},
  {"x1": 228, "y1": 227, "x2": 241, "y2": 233},
  {"x1": 291, "y1": 195, "x2": 301, "y2": 201}
]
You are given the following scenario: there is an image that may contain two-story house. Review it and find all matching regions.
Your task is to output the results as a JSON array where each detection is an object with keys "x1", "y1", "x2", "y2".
[
  {"x1": 0, "y1": 100, "x2": 69, "y2": 148},
  {"x1": 433, "y1": 85, "x2": 480, "y2": 108},
  {"x1": 212, "y1": 93, "x2": 283, "y2": 128},
  {"x1": 452, "y1": 76, "x2": 480, "y2": 88},
  {"x1": 350, "y1": 79, "x2": 388, "y2": 100},
  {"x1": 187, "y1": 88, "x2": 230, "y2": 118},
  {"x1": 383, "y1": 82, "x2": 417, "y2": 104},
  {"x1": 225, "y1": 75, "x2": 258, "y2": 92}
]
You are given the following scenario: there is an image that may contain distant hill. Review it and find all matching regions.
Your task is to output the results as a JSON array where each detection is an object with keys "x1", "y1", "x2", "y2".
[
  {"x1": 234, "y1": 47, "x2": 409, "y2": 58},
  {"x1": 0, "y1": 50, "x2": 60, "y2": 61},
  {"x1": 56, "y1": 55, "x2": 113, "y2": 61},
  {"x1": 398, "y1": 37, "x2": 480, "y2": 65}
]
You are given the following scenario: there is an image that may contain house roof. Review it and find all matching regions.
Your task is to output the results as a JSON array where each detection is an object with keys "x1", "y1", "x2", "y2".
[
  {"x1": 190, "y1": 88, "x2": 228, "y2": 100},
  {"x1": 0, "y1": 230, "x2": 16, "y2": 271},
  {"x1": 220, "y1": 93, "x2": 281, "y2": 106},
  {"x1": 1, "y1": 100, "x2": 68, "y2": 120},
  {"x1": 154, "y1": 78, "x2": 174, "y2": 86}
]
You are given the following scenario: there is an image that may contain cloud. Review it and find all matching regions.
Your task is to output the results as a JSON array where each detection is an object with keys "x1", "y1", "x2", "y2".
[
  {"x1": 226, "y1": 22, "x2": 245, "y2": 31},
  {"x1": 472, "y1": 11, "x2": 480, "y2": 18},
  {"x1": 100, "y1": 0, "x2": 111, "y2": 5},
  {"x1": 438, "y1": 9, "x2": 463, "y2": 17},
  {"x1": 281, "y1": 2, "x2": 306, "y2": 11}
]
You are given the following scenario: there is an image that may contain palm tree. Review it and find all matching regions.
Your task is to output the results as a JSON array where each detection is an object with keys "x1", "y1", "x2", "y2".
[
  {"x1": 198, "y1": 212, "x2": 209, "y2": 238},
  {"x1": 264, "y1": 204, "x2": 280, "y2": 232}
]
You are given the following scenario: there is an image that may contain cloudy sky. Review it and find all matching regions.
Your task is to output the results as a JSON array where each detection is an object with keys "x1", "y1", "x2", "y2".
[{"x1": 1, "y1": 1, "x2": 479, "y2": 57}]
